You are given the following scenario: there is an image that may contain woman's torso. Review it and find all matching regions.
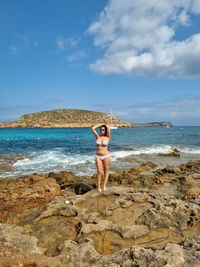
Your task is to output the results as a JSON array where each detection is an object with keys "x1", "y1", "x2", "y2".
[{"x1": 96, "y1": 137, "x2": 109, "y2": 155}]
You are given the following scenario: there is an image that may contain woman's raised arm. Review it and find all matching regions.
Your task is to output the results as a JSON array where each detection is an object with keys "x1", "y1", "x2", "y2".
[
  {"x1": 106, "y1": 125, "x2": 111, "y2": 139},
  {"x1": 92, "y1": 124, "x2": 102, "y2": 138}
]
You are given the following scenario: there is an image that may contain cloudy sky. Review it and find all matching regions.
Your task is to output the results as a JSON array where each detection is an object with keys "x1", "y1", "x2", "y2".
[{"x1": 1, "y1": 0, "x2": 200, "y2": 125}]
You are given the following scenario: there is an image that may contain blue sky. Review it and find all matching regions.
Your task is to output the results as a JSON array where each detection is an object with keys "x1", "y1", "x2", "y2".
[{"x1": 1, "y1": 0, "x2": 200, "y2": 126}]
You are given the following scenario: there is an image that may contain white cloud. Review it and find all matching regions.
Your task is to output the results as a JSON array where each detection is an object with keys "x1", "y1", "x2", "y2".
[
  {"x1": 65, "y1": 50, "x2": 86, "y2": 62},
  {"x1": 9, "y1": 33, "x2": 41, "y2": 56},
  {"x1": 56, "y1": 36, "x2": 79, "y2": 53},
  {"x1": 88, "y1": 0, "x2": 200, "y2": 77},
  {"x1": 178, "y1": 9, "x2": 190, "y2": 26},
  {"x1": 114, "y1": 96, "x2": 200, "y2": 125}
]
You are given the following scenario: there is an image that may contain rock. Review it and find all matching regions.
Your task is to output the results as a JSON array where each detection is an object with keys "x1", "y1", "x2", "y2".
[
  {"x1": 1, "y1": 160, "x2": 200, "y2": 266},
  {"x1": 69, "y1": 183, "x2": 93, "y2": 194},
  {"x1": 48, "y1": 171, "x2": 78, "y2": 189},
  {"x1": 0, "y1": 162, "x2": 13, "y2": 171},
  {"x1": 119, "y1": 225, "x2": 149, "y2": 239},
  {"x1": 35, "y1": 196, "x2": 78, "y2": 221},
  {"x1": 0, "y1": 174, "x2": 61, "y2": 223},
  {"x1": 158, "y1": 151, "x2": 180, "y2": 157},
  {"x1": 0, "y1": 223, "x2": 46, "y2": 255},
  {"x1": 192, "y1": 173, "x2": 200, "y2": 179},
  {"x1": 26, "y1": 215, "x2": 80, "y2": 257},
  {"x1": 164, "y1": 243, "x2": 185, "y2": 267},
  {"x1": 185, "y1": 188, "x2": 200, "y2": 199},
  {"x1": 155, "y1": 166, "x2": 182, "y2": 175}
]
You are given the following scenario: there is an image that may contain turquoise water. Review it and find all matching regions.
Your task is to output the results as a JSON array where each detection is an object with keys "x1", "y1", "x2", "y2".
[{"x1": 0, "y1": 127, "x2": 200, "y2": 178}]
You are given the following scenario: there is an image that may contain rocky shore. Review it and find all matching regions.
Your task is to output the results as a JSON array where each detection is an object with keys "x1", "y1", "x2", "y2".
[{"x1": 1, "y1": 159, "x2": 200, "y2": 266}]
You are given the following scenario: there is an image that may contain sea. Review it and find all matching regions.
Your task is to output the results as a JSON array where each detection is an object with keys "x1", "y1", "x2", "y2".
[{"x1": 1, "y1": 126, "x2": 200, "y2": 179}]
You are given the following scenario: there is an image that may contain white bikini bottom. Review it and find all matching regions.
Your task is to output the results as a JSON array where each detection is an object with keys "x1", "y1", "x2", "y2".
[{"x1": 95, "y1": 154, "x2": 110, "y2": 161}]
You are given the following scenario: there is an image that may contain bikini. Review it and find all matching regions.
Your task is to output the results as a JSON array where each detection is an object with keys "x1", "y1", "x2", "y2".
[{"x1": 96, "y1": 139, "x2": 110, "y2": 160}]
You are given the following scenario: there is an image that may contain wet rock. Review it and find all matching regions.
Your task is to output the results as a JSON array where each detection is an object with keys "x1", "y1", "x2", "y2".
[{"x1": 158, "y1": 147, "x2": 180, "y2": 158}]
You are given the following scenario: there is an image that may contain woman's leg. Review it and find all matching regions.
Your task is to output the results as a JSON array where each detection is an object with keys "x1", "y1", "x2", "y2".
[
  {"x1": 102, "y1": 155, "x2": 110, "y2": 191},
  {"x1": 95, "y1": 156, "x2": 103, "y2": 192}
]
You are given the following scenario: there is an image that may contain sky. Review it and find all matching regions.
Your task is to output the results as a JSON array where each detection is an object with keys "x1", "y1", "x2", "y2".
[{"x1": 1, "y1": 0, "x2": 200, "y2": 126}]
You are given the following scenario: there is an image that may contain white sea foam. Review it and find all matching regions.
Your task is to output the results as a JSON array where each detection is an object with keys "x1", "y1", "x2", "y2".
[
  {"x1": 111, "y1": 145, "x2": 173, "y2": 159},
  {"x1": 13, "y1": 150, "x2": 94, "y2": 170},
  {"x1": 12, "y1": 145, "x2": 200, "y2": 171},
  {"x1": 180, "y1": 147, "x2": 200, "y2": 154},
  {"x1": 4, "y1": 144, "x2": 200, "y2": 178}
]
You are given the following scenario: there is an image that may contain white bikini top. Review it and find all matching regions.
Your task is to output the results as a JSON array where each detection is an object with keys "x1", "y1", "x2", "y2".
[{"x1": 96, "y1": 139, "x2": 109, "y2": 147}]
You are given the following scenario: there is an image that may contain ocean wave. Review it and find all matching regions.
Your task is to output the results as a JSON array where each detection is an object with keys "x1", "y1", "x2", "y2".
[
  {"x1": 12, "y1": 145, "x2": 200, "y2": 171},
  {"x1": 9, "y1": 150, "x2": 95, "y2": 177},
  {"x1": 180, "y1": 147, "x2": 200, "y2": 154},
  {"x1": 110, "y1": 145, "x2": 174, "y2": 159},
  {"x1": 1, "y1": 144, "x2": 199, "y2": 178},
  {"x1": 13, "y1": 150, "x2": 94, "y2": 169}
]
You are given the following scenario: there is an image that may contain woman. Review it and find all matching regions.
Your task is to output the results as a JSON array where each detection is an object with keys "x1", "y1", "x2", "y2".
[{"x1": 92, "y1": 124, "x2": 111, "y2": 192}]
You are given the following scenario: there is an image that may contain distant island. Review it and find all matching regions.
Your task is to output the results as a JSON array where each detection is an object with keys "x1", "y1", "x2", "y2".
[
  {"x1": 0, "y1": 109, "x2": 173, "y2": 128},
  {"x1": 133, "y1": 121, "x2": 173, "y2": 127}
]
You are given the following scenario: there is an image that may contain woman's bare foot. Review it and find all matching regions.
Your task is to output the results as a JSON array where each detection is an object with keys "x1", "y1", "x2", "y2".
[
  {"x1": 97, "y1": 187, "x2": 102, "y2": 193},
  {"x1": 103, "y1": 187, "x2": 107, "y2": 192}
]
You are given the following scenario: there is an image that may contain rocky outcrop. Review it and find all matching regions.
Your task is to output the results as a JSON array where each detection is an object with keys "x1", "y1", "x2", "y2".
[{"x1": 1, "y1": 160, "x2": 200, "y2": 266}]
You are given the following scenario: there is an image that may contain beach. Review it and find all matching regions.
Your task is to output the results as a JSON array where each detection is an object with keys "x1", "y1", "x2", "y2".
[{"x1": 1, "y1": 127, "x2": 200, "y2": 266}]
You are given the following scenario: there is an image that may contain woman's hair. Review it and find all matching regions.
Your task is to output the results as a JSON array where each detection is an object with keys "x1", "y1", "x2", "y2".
[{"x1": 100, "y1": 124, "x2": 108, "y2": 137}]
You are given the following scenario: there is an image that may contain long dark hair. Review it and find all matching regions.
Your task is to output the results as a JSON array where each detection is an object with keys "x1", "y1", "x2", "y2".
[{"x1": 100, "y1": 124, "x2": 108, "y2": 137}]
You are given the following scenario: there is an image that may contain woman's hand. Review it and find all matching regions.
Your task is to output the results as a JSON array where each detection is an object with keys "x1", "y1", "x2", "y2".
[{"x1": 92, "y1": 124, "x2": 103, "y2": 130}]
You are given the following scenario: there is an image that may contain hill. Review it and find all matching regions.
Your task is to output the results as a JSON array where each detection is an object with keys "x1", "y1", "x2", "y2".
[{"x1": 0, "y1": 109, "x2": 131, "y2": 128}]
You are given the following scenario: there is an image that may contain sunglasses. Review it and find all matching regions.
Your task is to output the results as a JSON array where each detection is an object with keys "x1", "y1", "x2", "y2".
[{"x1": 100, "y1": 128, "x2": 105, "y2": 131}]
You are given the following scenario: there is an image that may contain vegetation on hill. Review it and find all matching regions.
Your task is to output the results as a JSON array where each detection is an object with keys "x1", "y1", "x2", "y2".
[
  {"x1": 0, "y1": 109, "x2": 131, "y2": 128},
  {"x1": 19, "y1": 109, "x2": 117, "y2": 125},
  {"x1": 0, "y1": 109, "x2": 173, "y2": 128}
]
